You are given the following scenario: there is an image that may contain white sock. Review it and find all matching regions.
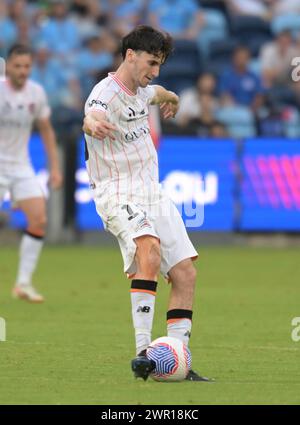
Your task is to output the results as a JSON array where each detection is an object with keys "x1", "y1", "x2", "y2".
[
  {"x1": 130, "y1": 280, "x2": 157, "y2": 355},
  {"x1": 16, "y1": 232, "x2": 44, "y2": 286},
  {"x1": 167, "y1": 319, "x2": 192, "y2": 346},
  {"x1": 167, "y1": 309, "x2": 193, "y2": 346}
]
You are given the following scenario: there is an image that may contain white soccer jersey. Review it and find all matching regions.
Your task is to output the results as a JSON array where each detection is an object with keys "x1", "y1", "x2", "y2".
[
  {"x1": 84, "y1": 73, "x2": 160, "y2": 213},
  {"x1": 0, "y1": 79, "x2": 51, "y2": 173}
]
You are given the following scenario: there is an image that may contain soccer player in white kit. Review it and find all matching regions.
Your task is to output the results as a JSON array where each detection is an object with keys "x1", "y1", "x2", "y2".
[
  {"x1": 83, "y1": 26, "x2": 210, "y2": 381},
  {"x1": 0, "y1": 44, "x2": 63, "y2": 303}
]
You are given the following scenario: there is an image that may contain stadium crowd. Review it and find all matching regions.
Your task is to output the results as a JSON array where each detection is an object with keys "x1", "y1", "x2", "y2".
[{"x1": 1, "y1": 0, "x2": 300, "y2": 139}]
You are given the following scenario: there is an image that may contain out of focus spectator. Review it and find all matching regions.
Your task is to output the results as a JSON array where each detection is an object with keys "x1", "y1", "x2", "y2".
[
  {"x1": 38, "y1": 0, "x2": 80, "y2": 58},
  {"x1": 15, "y1": 17, "x2": 32, "y2": 45},
  {"x1": 255, "y1": 96, "x2": 285, "y2": 136},
  {"x1": 176, "y1": 73, "x2": 219, "y2": 126},
  {"x1": 147, "y1": 0, "x2": 204, "y2": 40},
  {"x1": 70, "y1": 0, "x2": 101, "y2": 18},
  {"x1": 9, "y1": 0, "x2": 30, "y2": 22},
  {"x1": 69, "y1": 0, "x2": 103, "y2": 40},
  {"x1": 31, "y1": 43, "x2": 82, "y2": 111},
  {"x1": 271, "y1": 0, "x2": 300, "y2": 16},
  {"x1": 0, "y1": 1, "x2": 17, "y2": 55},
  {"x1": 210, "y1": 121, "x2": 228, "y2": 138},
  {"x1": 185, "y1": 111, "x2": 221, "y2": 137},
  {"x1": 107, "y1": 0, "x2": 144, "y2": 37},
  {"x1": 171, "y1": 73, "x2": 228, "y2": 137},
  {"x1": 260, "y1": 30, "x2": 298, "y2": 87},
  {"x1": 218, "y1": 45, "x2": 265, "y2": 110},
  {"x1": 10, "y1": 0, "x2": 39, "y2": 46},
  {"x1": 255, "y1": 94, "x2": 300, "y2": 137},
  {"x1": 77, "y1": 31, "x2": 115, "y2": 98}
]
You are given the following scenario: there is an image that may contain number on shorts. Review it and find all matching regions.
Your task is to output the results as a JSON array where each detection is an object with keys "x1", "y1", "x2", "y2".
[{"x1": 121, "y1": 204, "x2": 139, "y2": 221}]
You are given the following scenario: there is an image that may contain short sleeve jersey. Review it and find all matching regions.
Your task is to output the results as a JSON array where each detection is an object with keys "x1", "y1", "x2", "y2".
[
  {"x1": 84, "y1": 73, "x2": 160, "y2": 208},
  {"x1": 0, "y1": 79, "x2": 51, "y2": 171}
]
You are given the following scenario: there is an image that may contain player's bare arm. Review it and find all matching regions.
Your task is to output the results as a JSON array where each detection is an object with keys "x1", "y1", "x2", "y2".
[
  {"x1": 36, "y1": 118, "x2": 63, "y2": 190},
  {"x1": 150, "y1": 85, "x2": 179, "y2": 119},
  {"x1": 83, "y1": 110, "x2": 116, "y2": 141}
]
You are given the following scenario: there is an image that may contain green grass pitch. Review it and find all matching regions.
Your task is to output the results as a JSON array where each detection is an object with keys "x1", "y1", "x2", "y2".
[{"x1": 0, "y1": 245, "x2": 299, "y2": 405}]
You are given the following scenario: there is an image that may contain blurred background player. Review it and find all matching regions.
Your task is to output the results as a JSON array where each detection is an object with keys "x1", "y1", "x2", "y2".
[
  {"x1": 83, "y1": 25, "x2": 210, "y2": 382},
  {"x1": 0, "y1": 44, "x2": 63, "y2": 302}
]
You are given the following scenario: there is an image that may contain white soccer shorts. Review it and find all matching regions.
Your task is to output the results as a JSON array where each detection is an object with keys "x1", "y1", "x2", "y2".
[
  {"x1": 0, "y1": 166, "x2": 45, "y2": 206},
  {"x1": 95, "y1": 194, "x2": 198, "y2": 280}
]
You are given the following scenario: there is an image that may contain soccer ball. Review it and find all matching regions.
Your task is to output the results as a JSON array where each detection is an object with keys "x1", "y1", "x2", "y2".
[{"x1": 146, "y1": 336, "x2": 192, "y2": 382}]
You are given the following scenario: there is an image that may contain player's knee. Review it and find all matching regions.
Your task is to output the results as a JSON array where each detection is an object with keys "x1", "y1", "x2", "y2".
[
  {"x1": 30, "y1": 213, "x2": 47, "y2": 230},
  {"x1": 147, "y1": 238, "x2": 161, "y2": 272},
  {"x1": 136, "y1": 236, "x2": 161, "y2": 275}
]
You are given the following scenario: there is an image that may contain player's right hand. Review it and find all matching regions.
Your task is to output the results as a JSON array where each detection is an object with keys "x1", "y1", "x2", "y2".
[
  {"x1": 83, "y1": 115, "x2": 116, "y2": 141},
  {"x1": 91, "y1": 119, "x2": 117, "y2": 141}
]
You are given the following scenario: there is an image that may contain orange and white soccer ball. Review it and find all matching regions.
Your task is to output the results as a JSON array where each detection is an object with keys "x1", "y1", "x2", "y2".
[{"x1": 146, "y1": 336, "x2": 192, "y2": 382}]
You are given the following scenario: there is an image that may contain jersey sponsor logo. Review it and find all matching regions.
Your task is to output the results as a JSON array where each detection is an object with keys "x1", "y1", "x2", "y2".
[
  {"x1": 0, "y1": 117, "x2": 31, "y2": 128},
  {"x1": 125, "y1": 126, "x2": 150, "y2": 142},
  {"x1": 0, "y1": 100, "x2": 34, "y2": 127},
  {"x1": 126, "y1": 107, "x2": 148, "y2": 122},
  {"x1": 128, "y1": 107, "x2": 136, "y2": 117},
  {"x1": 88, "y1": 99, "x2": 108, "y2": 110}
]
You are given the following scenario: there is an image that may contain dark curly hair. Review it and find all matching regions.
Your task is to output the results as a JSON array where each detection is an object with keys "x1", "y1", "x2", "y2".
[{"x1": 121, "y1": 25, "x2": 173, "y2": 64}]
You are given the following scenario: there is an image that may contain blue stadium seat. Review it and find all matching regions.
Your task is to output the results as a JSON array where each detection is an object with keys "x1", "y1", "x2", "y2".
[
  {"x1": 157, "y1": 40, "x2": 202, "y2": 93},
  {"x1": 208, "y1": 38, "x2": 238, "y2": 61},
  {"x1": 198, "y1": 0, "x2": 229, "y2": 22},
  {"x1": 204, "y1": 38, "x2": 237, "y2": 77},
  {"x1": 229, "y1": 15, "x2": 271, "y2": 35},
  {"x1": 268, "y1": 85, "x2": 298, "y2": 108},
  {"x1": 229, "y1": 16, "x2": 272, "y2": 56},
  {"x1": 216, "y1": 105, "x2": 256, "y2": 138},
  {"x1": 197, "y1": 9, "x2": 228, "y2": 56}
]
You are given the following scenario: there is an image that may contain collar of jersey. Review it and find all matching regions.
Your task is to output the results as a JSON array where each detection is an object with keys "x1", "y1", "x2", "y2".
[
  {"x1": 109, "y1": 72, "x2": 135, "y2": 97},
  {"x1": 5, "y1": 79, "x2": 28, "y2": 93}
]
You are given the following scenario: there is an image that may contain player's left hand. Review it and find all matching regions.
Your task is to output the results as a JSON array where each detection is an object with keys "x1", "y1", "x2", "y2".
[
  {"x1": 49, "y1": 168, "x2": 63, "y2": 190},
  {"x1": 160, "y1": 101, "x2": 179, "y2": 120}
]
